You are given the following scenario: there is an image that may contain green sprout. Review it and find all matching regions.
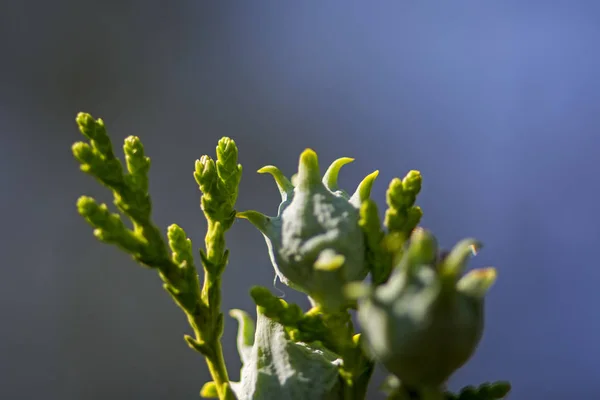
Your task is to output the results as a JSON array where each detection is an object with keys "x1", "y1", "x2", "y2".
[{"x1": 72, "y1": 113, "x2": 509, "y2": 400}]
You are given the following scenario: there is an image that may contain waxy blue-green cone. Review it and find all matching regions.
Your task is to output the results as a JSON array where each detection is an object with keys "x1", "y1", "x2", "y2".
[
  {"x1": 228, "y1": 307, "x2": 343, "y2": 400},
  {"x1": 356, "y1": 229, "x2": 497, "y2": 392},
  {"x1": 238, "y1": 149, "x2": 378, "y2": 311}
]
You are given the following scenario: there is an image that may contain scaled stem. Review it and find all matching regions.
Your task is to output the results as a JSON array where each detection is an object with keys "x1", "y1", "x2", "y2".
[
  {"x1": 193, "y1": 138, "x2": 241, "y2": 399},
  {"x1": 320, "y1": 310, "x2": 374, "y2": 400}
]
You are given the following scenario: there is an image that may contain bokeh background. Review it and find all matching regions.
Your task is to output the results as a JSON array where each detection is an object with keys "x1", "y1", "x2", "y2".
[{"x1": 2, "y1": 1, "x2": 599, "y2": 399}]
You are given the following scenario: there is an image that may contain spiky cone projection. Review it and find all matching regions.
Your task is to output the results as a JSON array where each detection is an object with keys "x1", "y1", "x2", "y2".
[
  {"x1": 351, "y1": 228, "x2": 497, "y2": 398},
  {"x1": 237, "y1": 149, "x2": 379, "y2": 312}
]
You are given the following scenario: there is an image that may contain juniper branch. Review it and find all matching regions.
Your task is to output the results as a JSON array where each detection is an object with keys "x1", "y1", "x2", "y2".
[{"x1": 73, "y1": 113, "x2": 239, "y2": 400}]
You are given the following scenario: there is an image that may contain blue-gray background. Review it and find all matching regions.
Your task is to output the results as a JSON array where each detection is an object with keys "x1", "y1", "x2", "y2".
[{"x1": 1, "y1": 1, "x2": 598, "y2": 399}]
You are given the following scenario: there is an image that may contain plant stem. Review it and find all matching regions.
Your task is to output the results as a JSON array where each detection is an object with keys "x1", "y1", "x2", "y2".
[
  {"x1": 320, "y1": 310, "x2": 374, "y2": 400},
  {"x1": 204, "y1": 340, "x2": 233, "y2": 399},
  {"x1": 196, "y1": 219, "x2": 234, "y2": 399}
]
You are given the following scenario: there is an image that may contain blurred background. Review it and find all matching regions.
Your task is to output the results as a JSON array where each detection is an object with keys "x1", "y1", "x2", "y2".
[{"x1": 1, "y1": 1, "x2": 599, "y2": 399}]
